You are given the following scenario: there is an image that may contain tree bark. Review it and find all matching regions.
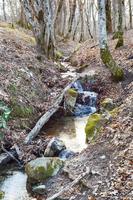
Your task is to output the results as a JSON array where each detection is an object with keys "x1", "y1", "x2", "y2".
[
  {"x1": 105, "y1": 0, "x2": 112, "y2": 33},
  {"x1": 23, "y1": 0, "x2": 55, "y2": 58},
  {"x1": 2, "y1": 0, "x2": 6, "y2": 21},
  {"x1": 98, "y1": 0, "x2": 124, "y2": 81},
  {"x1": 129, "y1": 0, "x2": 132, "y2": 29},
  {"x1": 115, "y1": 0, "x2": 124, "y2": 48}
]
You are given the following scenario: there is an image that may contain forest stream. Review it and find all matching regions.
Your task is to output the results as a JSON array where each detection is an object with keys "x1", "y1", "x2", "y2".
[{"x1": 0, "y1": 66, "x2": 98, "y2": 200}]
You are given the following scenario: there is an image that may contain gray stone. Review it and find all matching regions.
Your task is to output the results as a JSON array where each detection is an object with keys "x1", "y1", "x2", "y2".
[
  {"x1": 32, "y1": 185, "x2": 46, "y2": 195},
  {"x1": 25, "y1": 157, "x2": 63, "y2": 184},
  {"x1": 44, "y1": 137, "x2": 66, "y2": 157}
]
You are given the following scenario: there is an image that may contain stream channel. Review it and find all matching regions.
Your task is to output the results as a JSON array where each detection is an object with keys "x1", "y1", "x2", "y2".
[{"x1": 0, "y1": 63, "x2": 98, "y2": 200}]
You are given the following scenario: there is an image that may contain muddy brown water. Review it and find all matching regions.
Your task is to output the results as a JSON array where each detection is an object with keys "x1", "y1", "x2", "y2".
[{"x1": 45, "y1": 116, "x2": 88, "y2": 152}]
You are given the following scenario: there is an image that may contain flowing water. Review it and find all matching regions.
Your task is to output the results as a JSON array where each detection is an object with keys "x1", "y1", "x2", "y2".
[
  {"x1": 0, "y1": 166, "x2": 35, "y2": 200},
  {"x1": 45, "y1": 79, "x2": 98, "y2": 153},
  {"x1": 0, "y1": 74, "x2": 98, "y2": 200}
]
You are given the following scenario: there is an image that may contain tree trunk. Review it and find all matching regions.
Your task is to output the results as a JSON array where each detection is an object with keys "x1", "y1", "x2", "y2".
[
  {"x1": 129, "y1": 0, "x2": 132, "y2": 29},
  {"x1": 2, "y1": 0, "x2": 6, "y2": 21},
  {"x1": 115, "y1": 0, "x2": 124, "y2": 48},
  {"x1": 105, "y1": 0, "x2": 112, "y2": 33},
  {"x1": 23, "y1": 0, "x2": 55, "y2": 59},
  {"x1": 98, "y1": 0, "x2": 124, "y2": 81}
]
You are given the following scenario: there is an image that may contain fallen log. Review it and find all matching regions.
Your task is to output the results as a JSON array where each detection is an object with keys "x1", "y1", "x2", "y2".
[
  {"x1": 46, "y1": 167, "x2": 90, "y2": 200},
  {"x1": 24, "y1": 77, "x2": 79, "y2": 145}
]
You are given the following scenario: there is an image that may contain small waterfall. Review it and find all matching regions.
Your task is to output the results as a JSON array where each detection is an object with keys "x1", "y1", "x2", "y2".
[
  {"x1": 72, "y1": 80, "x2": 84, "y2": 92},
  {"x1": 71, "y1": 80, "x2": 98, "y2": 117}
]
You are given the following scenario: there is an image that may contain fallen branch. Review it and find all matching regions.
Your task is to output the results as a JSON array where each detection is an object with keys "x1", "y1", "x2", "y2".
[
  {"x1": 46, "y1": 167, "x2": 90, "y2": 200},
  {"x1": 1, "y1": 144, "x2": 23, "y2": 167},
  {"x1": 24, "y1": 77, "x2": 79, "y2": 144}
]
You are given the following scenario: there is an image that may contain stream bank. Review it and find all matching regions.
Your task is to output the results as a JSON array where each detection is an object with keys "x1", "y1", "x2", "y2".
[{"x1": 0, "y1": 24, "x2": 132, "y2": 200}]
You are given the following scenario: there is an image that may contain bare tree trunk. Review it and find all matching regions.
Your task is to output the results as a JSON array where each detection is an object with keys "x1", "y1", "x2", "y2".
[
  {"x1": 112, "y1": 0, "x2": 118, "y2": 32},
  {"x1": 115, "y1": 0, "x2": 124, "y2": 48},
  {"x1": 129, "y1": 0, "x2": 132, "y2": 29},
  {"x1": 105, "y1": 0, "x2": 112, "y2": 33},
  {"x1": 98, "y1": 0, "x2": 124, "y2": 81},
  {"x1": 23, "y1": 0, "x2": 55, "y2": 58},
  {"x1": 2, "y1": 0, "x2": 6, "y2": 21}
]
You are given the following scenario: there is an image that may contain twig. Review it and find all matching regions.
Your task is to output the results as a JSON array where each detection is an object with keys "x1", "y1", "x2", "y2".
[
  {"x1": 1, "y1": 144, "x2": 23, "y2": 167},
  {"x1": 46, "y1": 167, "x2": 90, "y2": 200}
]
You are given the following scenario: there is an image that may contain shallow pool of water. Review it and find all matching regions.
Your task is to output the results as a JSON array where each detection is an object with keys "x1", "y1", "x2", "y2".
[
  {"x1": 0, "y1": 166, "x2": 35, "y2": 200},
  {"x1": 45, "y1": 116, "x2": 89, "y2": 152}
]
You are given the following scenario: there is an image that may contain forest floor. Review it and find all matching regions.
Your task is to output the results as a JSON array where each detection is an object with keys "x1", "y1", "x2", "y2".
[{"x1": 0, "y1": 22, "x2": 133, "y2": 199}]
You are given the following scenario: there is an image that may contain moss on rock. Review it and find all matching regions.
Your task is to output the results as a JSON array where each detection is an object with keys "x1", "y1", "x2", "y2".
[
  {"x1": 67, "y1": 89, "x2": 78, "y2": 98},
  {"x1": 101, "y1": 98, "x2": 115, "y2": 111},
  {"x1": 85, "y1": 113, "x2": 102, "y2": 142},
  {"x1": 25, "y1": 157, "x2": 63, "y2": 184}
]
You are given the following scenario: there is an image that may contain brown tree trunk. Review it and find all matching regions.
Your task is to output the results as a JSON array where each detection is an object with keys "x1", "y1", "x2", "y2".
[
  {"x1": 115, "y1": 0, "x2": 124, "y2": 48},
  {"x1": 129, "y1": 0, "x2": 132, "y2": 29},
  {"x1": 105, "y1": 0, "x2": 112, "y2": 33}
]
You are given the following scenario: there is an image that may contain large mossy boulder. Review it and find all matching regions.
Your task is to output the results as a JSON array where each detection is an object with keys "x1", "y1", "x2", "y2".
[
  {"x1": 25, "y1": 157, "x2": 63, "y2": 184},
  {"x1": 85, "y1": 113, "x2": 102, "y2": 142}
]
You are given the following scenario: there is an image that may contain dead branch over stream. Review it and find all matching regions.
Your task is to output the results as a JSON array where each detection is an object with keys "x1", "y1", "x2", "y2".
[{"x1": 24, "y1": 77, "x2": 79, "y2": 144}]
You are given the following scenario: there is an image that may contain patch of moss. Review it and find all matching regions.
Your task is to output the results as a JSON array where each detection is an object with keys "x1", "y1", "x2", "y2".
[
  {"x1": 67, "y1": 89, "x2": 78, "y2": 98},
  {"x1": 101, "y1": 98, "x2": 115, "y2": 111},
  {"x1": 0, "y1": 191, "x2": 5, "y2": 199},
  {"x1": 25, "y1": 158, "x2": 63, "y2": 184},
  {"x1": 85, "y1": 113, "x2": 102, "y2": 142},
  {"x1": 109, "y1": 107, "x2": 119, "y2": 117},
  {"x1": 55, "y1": 51, "x2": 64, "y2": 60},
  {"x1": 112, "y1": 31, "x2": 121, "y2": 39},
  {"x1": 100, "y1": 47, "x2": 124, "y2": 81},
  {"x1": 113, "y1": 31, "x2": 124, "y2": 49},
  {"x1": 11, "y1": 104, "x2": 33, "y2": 118},
  {"x1": 8, "y1": 84, "x2": 17, "y2": 94}
]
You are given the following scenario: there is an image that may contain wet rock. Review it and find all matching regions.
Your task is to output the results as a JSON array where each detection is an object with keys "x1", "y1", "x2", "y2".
[
  {"x1": 32, "y1": 184, "x2": 46, "y2": 195},
  {"x1": 64, "y1": 88, "x2": 78, "y2": 112},
  {"x1": 71, "y1": 80, "x2": 83, "y2": 92},
  {"x1": 74, "y1": 104, "x2": 93, "y2": 117},
  {"x1": 59, "y1": 150, "x2": 75, "y2": 159},
  {"x1": 0, "y1": 150, "x2": 17, "y2": 167},
  {"x1": 85, "y1": 113, "x2": 102, "y2": 142},
  {"x1": 25, "y1": 157, "x2": 63, "y2": 184},
  {"x1": 101, "y1": 98, "x2": 115, "y2": 111},
  {"x1": 77, "y1": 91, "x2": 97, "y2": 107},
  {"x1": 44, "y1": 137, "x2": 66, "y2": 157}
]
